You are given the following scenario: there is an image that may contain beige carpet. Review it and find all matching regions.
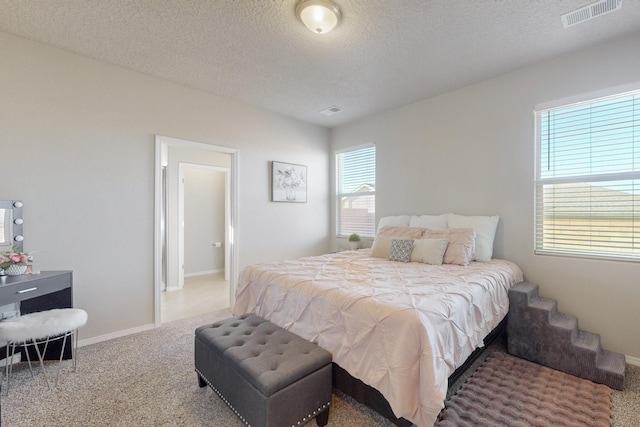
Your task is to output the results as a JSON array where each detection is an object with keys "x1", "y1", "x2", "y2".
[
  {"x1": 436, "y1": 352, "x2": 612, "y2": 427},
  {"x1": 0, "y1": 309, "x2": 392, "y2": 427},
  {"x1": 1, "y1": 309, "x2": 638, "y2": 426}
]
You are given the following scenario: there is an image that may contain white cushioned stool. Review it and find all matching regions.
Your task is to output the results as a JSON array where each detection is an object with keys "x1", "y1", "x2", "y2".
[{"x1": 0, "y1": 308, "x2": 88, "y2": 394}]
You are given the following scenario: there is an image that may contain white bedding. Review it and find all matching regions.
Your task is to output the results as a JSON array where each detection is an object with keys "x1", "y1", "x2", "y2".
[{"x1": 233, "y1": 249, "x2": 523, "y2": 426}]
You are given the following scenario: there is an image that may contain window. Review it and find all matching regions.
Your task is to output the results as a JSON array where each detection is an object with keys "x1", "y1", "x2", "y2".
[
  {"x1": 336, "y1": 145, "x2": 376, "y2": 238},
  {"x1": 535, "y1": 89, "x2": 640, "y2": 261}
]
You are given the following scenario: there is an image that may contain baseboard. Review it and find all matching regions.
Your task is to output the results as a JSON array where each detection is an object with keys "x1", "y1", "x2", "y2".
[
  {"x1": 78, "y1": 323, "x2": 155, "y2": 348},
  {"x1": 626, "y1": 354, "x2": 640, "y2": 367},
  {"x1": 184, "y1": 269, "x2": 223, "y2": 278}
]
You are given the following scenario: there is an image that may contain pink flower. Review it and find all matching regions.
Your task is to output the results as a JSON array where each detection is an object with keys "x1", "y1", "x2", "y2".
[
  {"x1": 8, "y1": 253, "x2": 24, "y2": 263},
  {"x1": 0, "y1": 250, "x2": 32, "y2": 270}
]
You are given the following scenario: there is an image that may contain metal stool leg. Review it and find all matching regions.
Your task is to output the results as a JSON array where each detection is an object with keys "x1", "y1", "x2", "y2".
[
  {"x1": 3, "y1": 343, "x2": 13, "y2": 396},
  {"x1": 31, "y1": 337, "x2": 53, "y2": 390},
  {"x1": 54, "y1": 332, "x2": 70, "y2": 388},
  {"x1": 73, "y1": 329, "x2": 79, "y2": 372}
]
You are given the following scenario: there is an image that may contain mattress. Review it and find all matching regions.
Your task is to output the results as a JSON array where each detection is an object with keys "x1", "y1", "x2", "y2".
[{"x1": 233, "y1": 249, "x2": 524, "y2": 426}]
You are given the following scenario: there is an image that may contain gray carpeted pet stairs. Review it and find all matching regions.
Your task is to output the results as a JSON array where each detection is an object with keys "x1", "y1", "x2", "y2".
[{"x1": 507, "y1": 282, "x2": 625, "y2": 390}]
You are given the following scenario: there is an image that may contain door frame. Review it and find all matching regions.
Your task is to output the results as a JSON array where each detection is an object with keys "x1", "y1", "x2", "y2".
[{"x1": 154, "y1": 135, "x2": 239, "y2": 327}]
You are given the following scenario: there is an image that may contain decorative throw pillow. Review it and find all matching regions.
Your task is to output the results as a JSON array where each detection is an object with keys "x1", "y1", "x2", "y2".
[
  {"x1": 371, "y1": 227, "x2": 426, "y2": 258},
  {"x1": 422, "y1": 228, "x2": 476, "y2": 266},
  {"x1": 447, "y1": 213, "x2": 499, "y2": 262},
  {"x1": 388, "y1": 239, "x2": 414, "y2": 263},
  {"x1": 410, "y1": 238, "x2": 449, "y2": 265},
  {"x1": 371, "y1": 235, "x2": 403, "y2": 258}
]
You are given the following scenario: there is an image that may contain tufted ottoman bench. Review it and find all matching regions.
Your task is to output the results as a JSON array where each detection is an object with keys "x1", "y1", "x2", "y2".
[{"x1": 195, "y1": 314, "x2": 332, "y2": 427}]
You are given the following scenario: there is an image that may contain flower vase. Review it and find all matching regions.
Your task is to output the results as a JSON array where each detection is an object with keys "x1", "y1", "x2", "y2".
[
  {"x1": 4, "y1": 264, "x2": 27, "y2": 276},
  {"x1": 350, "y1": 242, "x2": 359, "y2": 250},
  {"x1": 286, "y1": 186, "x2": 296, "y2": 201}
]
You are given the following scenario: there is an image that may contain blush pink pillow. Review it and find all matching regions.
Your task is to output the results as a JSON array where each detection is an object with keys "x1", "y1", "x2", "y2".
[
  {"x1": 421, "y1": 228, "x2": 476, "y2": 266},
  {"x1": 377, "y1": 226, "x2": 426, "y2": 238}
]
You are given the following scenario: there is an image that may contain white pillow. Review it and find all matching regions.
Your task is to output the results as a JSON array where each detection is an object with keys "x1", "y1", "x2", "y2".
[
  {"x1": 409, "y1": 214, "x2": 448, "y2": 230},
  {"x1": 447, "y1": 213, "x2": 499, "y2": 262},
  {"x1": 411, "y1": 238, "x2": 449, "y2": 265},
  {"x1": 377, "y1": 215, "x2": 411, "y2": 232}
]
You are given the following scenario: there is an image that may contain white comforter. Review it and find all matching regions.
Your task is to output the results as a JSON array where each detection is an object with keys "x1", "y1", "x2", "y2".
[{"x1": 233, "y1": 250, "x2": 523, "y2": 426}]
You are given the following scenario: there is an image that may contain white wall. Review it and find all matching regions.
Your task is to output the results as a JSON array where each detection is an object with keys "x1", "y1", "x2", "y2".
[
  {"x1": 184, "y1": 167, "x2": 225, "y2": 275},
  {"x1": 0, "y1": 32, "x2": 330, "y2": 341},
  {"x1": 331, "y1": 32, "x2": 640, "y2": 359}
]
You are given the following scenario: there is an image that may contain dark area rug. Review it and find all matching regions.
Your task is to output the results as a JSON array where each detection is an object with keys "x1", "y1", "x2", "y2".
[{"x1": 436, "y1": 351, "x2": 612, "y2": 427}]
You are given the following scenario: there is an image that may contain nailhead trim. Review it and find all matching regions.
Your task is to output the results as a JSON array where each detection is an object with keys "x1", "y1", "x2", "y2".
[
  {"x1": 196, "y1": 368, "x2": 330, "y2": 427},
  {"x1": 196, "y1": 368, "x2": 251, "y2": 427},
  {"x1": 292, "y1": 402, "x2": 330, "y2": 427}
]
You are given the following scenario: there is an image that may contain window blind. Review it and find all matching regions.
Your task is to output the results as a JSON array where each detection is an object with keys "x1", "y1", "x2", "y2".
[
  {"x1": 535, "y1": 90, "x2": 640, "y2": 261},
  {"x1": 336, "y1": 145, "x2": 376, "y2": 238}
]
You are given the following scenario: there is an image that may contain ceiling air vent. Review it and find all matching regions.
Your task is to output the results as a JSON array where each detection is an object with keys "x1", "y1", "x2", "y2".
[
  {"x1": 561, "y1": 0, "x2": 622, "y2": 28},
  {"x1": 320, "y1": 106, "x2": 343, "y2": 116}
]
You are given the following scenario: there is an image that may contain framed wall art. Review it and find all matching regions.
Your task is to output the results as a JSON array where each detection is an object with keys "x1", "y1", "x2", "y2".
[{"x1": 272, "y1": 161, "x2": 307, "y2": 203}]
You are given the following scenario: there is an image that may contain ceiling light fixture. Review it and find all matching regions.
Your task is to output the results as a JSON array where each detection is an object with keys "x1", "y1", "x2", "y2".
[{"x1": 296, "y1": 0, "x2": 342, "y2": 34}]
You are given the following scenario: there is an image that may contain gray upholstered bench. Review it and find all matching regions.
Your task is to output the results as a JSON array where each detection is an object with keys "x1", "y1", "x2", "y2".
[{"x1": 195, "y1": 314, "x2": 332, "y2": 427}]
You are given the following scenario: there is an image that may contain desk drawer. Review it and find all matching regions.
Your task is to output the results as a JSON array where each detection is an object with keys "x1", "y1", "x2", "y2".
[{"x1": 0, "y1": 272, "x2": 72, "y2": 306}]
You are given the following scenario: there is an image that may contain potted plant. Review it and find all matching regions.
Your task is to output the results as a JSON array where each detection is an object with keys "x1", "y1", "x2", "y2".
[{"x1": 348, "y1": 233, "x2": 361, "y2": 250}]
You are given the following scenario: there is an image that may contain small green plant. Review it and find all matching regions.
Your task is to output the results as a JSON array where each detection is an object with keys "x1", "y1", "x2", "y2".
[{"x1": 348, "y1": 233, "x2": 361, "y2": 242}]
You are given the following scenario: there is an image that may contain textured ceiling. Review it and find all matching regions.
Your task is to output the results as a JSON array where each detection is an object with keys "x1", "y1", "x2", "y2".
[{"x1": 0, "y1": 0, "x2": 639, "y2": 128}]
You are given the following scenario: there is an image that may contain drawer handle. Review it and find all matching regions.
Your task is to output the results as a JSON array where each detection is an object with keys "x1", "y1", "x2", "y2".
[{"x1": 17, "y1": 287, "x2": 38, "y2": 294}]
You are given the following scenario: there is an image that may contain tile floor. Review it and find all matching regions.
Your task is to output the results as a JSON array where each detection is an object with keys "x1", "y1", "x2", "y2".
[{"x1": 161, "y1": 272, "x2": 230, "y2": 323}]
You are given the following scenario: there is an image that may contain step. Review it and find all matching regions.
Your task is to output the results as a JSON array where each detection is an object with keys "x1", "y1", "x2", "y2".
[
  {"x1": 529, "y1": 296, "x2": 557, "y2": 314},
  {"x1": 549, "y1": 312, "x2": 578, "y2": 331},
  {"x1": 549, "y1": 312, "x2": 579, "y2": 341},
  {"x1": 597, "y1": 349, "x2": 626, "y2": 374},
  {"x1": 511, "y1": 282, "x2": 539, "y2": 299},
  {"x1": 574, "y1": 330, "x2": 600, "y2": 352},
  {"x1": 596, "y1": 349, "x2": 626, "y2": 390}
]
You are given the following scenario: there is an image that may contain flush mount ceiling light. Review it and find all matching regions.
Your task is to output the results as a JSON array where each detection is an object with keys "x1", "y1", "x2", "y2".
[{"x1": 296, "y1": 0, "x2": 342, "y2": 34}]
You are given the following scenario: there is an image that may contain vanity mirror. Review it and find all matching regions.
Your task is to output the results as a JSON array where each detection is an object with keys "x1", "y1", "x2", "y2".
[{"x1": 0, "y1": 200, "x2": 24, "y2": 253}]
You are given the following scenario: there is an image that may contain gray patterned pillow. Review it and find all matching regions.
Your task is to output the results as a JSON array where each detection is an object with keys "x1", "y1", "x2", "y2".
[{"x1": 388, "y1": 238, "x2": 414, "y2": 263}]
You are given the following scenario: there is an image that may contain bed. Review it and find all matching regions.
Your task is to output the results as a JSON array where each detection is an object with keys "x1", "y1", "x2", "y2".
[{"x1": 233, "y1": 215, "x2": 524, "y2": 427}]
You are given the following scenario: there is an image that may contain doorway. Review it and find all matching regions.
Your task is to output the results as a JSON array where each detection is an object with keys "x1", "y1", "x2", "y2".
[{"x1": 154, "y1": 135, "x2": 238, "y2": 327}]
